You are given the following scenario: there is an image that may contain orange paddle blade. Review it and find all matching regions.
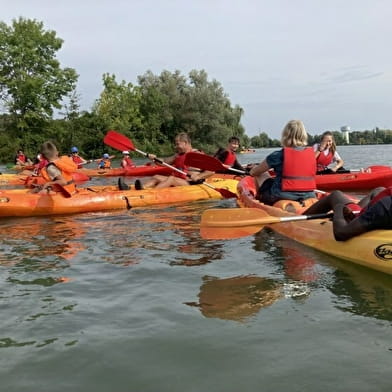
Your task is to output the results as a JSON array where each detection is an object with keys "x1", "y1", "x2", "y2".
[
  {"x1": 200, "y1": 208, "x2": 333, "y2": 239},
  {"x1": 200, "y1": 224, "x2": 264, "y2": 239}
]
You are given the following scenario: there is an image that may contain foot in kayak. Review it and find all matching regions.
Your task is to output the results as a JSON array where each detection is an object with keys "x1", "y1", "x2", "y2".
[
  {"x1": 118, "y1": 177, "x2": 130, "y2": 190},
  {"x1": 134, "y1": 179, "x2": 144, "y2": 190}
]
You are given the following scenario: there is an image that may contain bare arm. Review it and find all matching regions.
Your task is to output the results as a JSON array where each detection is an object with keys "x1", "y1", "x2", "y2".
[{"x1": 249, "y1": 159, "x2": 270, "y2": 177}]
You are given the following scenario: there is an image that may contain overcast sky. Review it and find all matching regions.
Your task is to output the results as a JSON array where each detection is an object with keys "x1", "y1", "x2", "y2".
[{"x1": 3, "y1": 0, "x2": 392, "y2": 138}]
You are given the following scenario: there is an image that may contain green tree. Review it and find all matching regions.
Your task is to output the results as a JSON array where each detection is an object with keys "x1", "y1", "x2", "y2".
[
  {"x1": 92, "y1": 73, "x2": 142, "y2": 135},
  {"x1": 0, "y1": 17, "x2": 78, "y2": 132}
]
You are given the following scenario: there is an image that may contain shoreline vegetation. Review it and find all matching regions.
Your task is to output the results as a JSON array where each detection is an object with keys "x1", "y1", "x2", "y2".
[{"x1": 1, "y1": 17, "x2": 391, "y2": 164}]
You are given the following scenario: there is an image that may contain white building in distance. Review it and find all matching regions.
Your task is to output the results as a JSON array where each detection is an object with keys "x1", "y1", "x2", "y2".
[{"x1": 340, "y1": 126, "x2": 350, "y2": 143}]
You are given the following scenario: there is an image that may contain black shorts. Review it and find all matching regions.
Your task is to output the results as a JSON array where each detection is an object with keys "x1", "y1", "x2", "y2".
[
  {"x1": 258, "y1": 178, "x2": 281, "y2": 205},
  {"x1": 358, "y1": 196, "x2": 392, "y2": 230}
]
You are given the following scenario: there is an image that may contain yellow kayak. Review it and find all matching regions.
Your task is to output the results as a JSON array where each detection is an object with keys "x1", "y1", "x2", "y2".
[{"x1": 236, "y1": 176, "x2": 392, "y2": 275}]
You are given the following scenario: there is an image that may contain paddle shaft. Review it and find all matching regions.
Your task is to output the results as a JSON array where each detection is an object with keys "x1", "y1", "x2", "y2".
[{"x1": 202, "y1": 209, "x2": 333, "y2": 228}]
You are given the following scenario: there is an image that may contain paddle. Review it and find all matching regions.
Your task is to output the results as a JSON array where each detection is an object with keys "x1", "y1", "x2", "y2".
[
  {"x1": 104, "y1": 130, "x2": 237, "y2": 199},
  {"x1": 184, "y1": 152, "x2": 246, "y2": 174},
  {"x1": 200, "y1": 208, "x2": 333, "y2": 239}
]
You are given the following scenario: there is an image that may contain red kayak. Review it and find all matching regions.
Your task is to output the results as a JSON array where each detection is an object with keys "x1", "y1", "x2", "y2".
[
  {"x1": 77, "y1": 165, "x2": 171, "y2": 177},
  {"x1": 316, "y1": 165, "x2": 392, "y2": 191}
]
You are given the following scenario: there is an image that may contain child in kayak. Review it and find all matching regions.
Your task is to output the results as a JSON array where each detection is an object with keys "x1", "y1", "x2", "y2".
[
  {"x1": 249, "y1": 120, "x2": 316, "y2": 205},
  {"x1": 70, "y1": 146, "x2": 90, "y2": 168},
  {"x1": 303, "y1": 187, "x2": 392, "y2": 240},
  {"x1": 15, "y1": 149, "x2": 33, "y2": 167},
  {"x1": 97, "y1": 153, "x2": 112, "y2": 169},
  {"x1": 213, "y1": 136, "x2": 251, "y2": 173},
  {"x1": 313, "y1": 131, "x2": 346, "y2": 174},
  {"x1": 34, "y1": 141, "x2": 78, "y2": 195},
  {"x1": 121, "y1": 151, "x2": 135, "y2": 168}
]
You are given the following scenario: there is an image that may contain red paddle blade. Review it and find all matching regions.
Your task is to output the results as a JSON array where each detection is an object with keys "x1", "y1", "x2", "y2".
[
  {"x1": 104, "y1": 130, "x2": 135, "y2": 152},
  {"x1": 215, "y1": 187, "x2": 238, "y2": 199},
  {"x1": 185, "y1": 152, "x2": 226, "y2": 172}
]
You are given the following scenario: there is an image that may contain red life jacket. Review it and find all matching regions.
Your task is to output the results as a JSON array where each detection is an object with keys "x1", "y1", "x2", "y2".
[
  {"x1": 366, "y1": 187, "x2": 392, "y2": 210},
  {"x1": 41, "y1": 156, "x2": 78, "y2": 194},
  {"x1": 223, "y1": 150, "x2": 237, "y2": 166},
  {"x1": 121, "y1": 157, "x2": 135, "y2": 168},
  {"x1": 172, "y1": 153, "x2": 188, "y2": 179},
  {"x1": 281, "y1": 147, "x2": 316, "y2": 191},
  {"x1": 16, "y1": 154, "x2": 26, "y2": 163},
  {"x1": 316, "y1": 149, "x2": 334, "y2": 171},
  {"x1": 72, "y1": 155, "x2": 84, "y2": 169}
]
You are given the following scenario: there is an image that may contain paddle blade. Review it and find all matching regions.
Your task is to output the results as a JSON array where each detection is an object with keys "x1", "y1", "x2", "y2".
[
  {"x1": 104, "y1": 130, "x2": 135, "y2": 152},
  {"x1": 214, "y1": 187, "x2": 238, "y2": 199},
  {"x1": 200, "y1": 208, "x2": 268, "y2": 239},
  {"x1": 200, "y1": 225, "x2": 263, "y2": 239},
  {"x1": 185, "y1": 152, "x2": 226, "y2": 172}
]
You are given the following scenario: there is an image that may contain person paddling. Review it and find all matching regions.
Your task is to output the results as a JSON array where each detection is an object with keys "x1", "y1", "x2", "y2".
[
  {"x1": 303, "y1": 187, "x2": 392, "y2": 240},
  {"x1": 130, "y1": 133, "x2": 209, "y2": 190},
  {"x1": 97, "y1": 153, "x2": 112, "y2": 169},
  {"x1": 70, "y1": 146, "x2": 90, "y2": 168}
]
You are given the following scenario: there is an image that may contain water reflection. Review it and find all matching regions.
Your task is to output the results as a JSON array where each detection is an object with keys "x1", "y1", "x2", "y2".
[
  {"x1": 252, "y1": 229, "x2": 392, "y2": 322},
  {"x1": 0, "y1": 217, "x2": 86, "y2": 268},
  {"x1": 187, "y1": 275, "x2": 284, "y2": 321},
  {"x1": 186, "y1": 275, "x2": 310, "y2": 322},
  {"x1": 133, "y1": 202, "x2": 228, "y2": 266}
]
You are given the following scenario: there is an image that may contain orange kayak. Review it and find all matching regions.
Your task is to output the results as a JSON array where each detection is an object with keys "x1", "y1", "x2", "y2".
[
  {"x1": 77, "y1": 165, "x2": 171, "y2": 177},
  {"x1": 0, "y1": 172, "x2": 90, "y2": 186},
  {"x1": 0, "y1": 177, "x2": 238, "y2": 217}
]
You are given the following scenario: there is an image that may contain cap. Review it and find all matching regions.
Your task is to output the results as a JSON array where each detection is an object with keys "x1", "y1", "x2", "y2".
[
  {"x1": 71, "y1": 146, "x2": 78, "y2": 153},
  {"x1": 122, "y1": 151, "x2": 129, "y2": 155},
  {"x1": 103, "y1": 153, "x2": 110, "y2": 159}
]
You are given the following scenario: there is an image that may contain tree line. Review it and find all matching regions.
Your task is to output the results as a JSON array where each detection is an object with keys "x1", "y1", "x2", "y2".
[
  {"x1": 0, "y1": 17, "x2": 390, "y2": 164},
  {"x1": 0, "y1": 17, "x2": 248, "y2": 163}
]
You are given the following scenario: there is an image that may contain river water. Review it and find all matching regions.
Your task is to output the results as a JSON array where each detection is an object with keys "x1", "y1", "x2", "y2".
[{"x1": 0, "y1": 145, "x2": 392, "y2": 392}]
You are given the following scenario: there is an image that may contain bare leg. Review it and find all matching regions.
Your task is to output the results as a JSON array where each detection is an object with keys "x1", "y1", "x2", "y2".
[
  {"x1": 154, "y1": 176, "x2": 188, "y2": 189},
  {"x1": 333, "y1": 203, "x2": 367, "y2": 241},
  {"x1": 303, "y1": 190, "x2": 350, "y2": 214}
]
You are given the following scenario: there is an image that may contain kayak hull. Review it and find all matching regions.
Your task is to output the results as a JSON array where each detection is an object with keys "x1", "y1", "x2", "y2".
[
  {"x1": 0, "y1": 172, "x2": 90, "y2": 186},
  {"x1": 0, "y1": 178, "x2": 238, "y2": 217},
  {"x1": 316, "y1": 166, "x2": 392, "y2": 191},
  {"x1": 237, "y1": 176, "x2": 392, "y2": 275},
  {"x1": 77, "y1": 165, "x2": 171, "y2": 177}
]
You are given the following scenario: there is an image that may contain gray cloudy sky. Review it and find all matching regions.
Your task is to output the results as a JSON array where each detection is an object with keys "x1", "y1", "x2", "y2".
[{"x1": 3, "y1": 0, "x2": 392, "y2": 138}]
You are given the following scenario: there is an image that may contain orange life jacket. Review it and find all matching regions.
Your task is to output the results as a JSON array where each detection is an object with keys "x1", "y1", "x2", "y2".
[
  {"x1": 41, "y1": 156, "x2": 78, "y2": 194},
  {"x1": 98, "y1": 159, "x2": 111, "y2": 169},
  {"x1": 316, "y1": 149, "x2": 334, "y2": 171},
  {"x1": 281, "y1": 147, "x2": 316, "y2": 191}
]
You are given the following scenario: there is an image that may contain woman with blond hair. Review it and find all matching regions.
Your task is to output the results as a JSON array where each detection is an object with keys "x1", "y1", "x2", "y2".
[{"x1": 249, "y1": 120, "x2": 316, "y2": 205}]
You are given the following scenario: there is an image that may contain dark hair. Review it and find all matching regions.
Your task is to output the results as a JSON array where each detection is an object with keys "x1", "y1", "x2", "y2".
[{"x1": 228, "y1": 136, "x2": 240, "y2": 144}]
